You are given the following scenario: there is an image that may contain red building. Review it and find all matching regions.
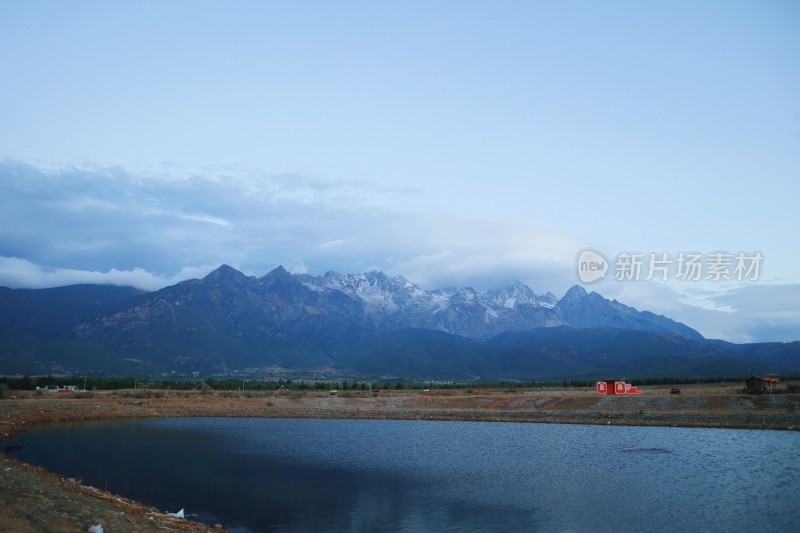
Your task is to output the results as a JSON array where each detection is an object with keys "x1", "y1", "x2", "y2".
[
  {"x1": 744, "y1": 376, "x2": 779, "y2": 394},
  {"x1": 596, "y1": 380, "x2": 643, "y2": 395}
]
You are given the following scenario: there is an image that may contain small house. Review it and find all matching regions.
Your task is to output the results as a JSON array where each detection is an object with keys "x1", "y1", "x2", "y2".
[
  {"x1": 596, "y1": 380, "x2": 643, "y2": 395},
  {"x1": 744, "y1": 376, "x2": 779, "y2": 394}
]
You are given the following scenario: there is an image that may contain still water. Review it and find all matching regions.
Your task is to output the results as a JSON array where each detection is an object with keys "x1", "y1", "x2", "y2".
[{"x1": 7, "y1": 418, "x2": 800, "y2": 532}]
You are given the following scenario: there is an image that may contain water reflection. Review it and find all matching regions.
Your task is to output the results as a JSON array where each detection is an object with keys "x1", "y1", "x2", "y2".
[{"x1": 7, "y1": 418, "x2": 800, "y2": 532}]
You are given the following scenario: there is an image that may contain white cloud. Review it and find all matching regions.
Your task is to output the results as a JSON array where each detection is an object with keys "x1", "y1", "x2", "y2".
[
  {"x1": 597, "y1": 279, "x2": 800, "y2": 343},
  {"x1": 1, "y1": 159, "x2": 797, "y2": 343},
  {"x1": 320, "y1": 239, "x2": 345, "y2": 249},
  {"x1": 0, "y1": 160, "x2": 424, "y2": 277},
  {"x1": 0, "y1": 160, "x2": 589, "y2": 293},
  {"x1": 288, "y1": 260, "x2": 309, "y2": 275},
  {"x1": 0, "y1": 256, "x2": 216, "y2": 291}
]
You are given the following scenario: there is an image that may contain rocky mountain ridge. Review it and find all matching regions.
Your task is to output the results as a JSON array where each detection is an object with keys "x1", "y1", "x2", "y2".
[
  {"x1": 3, "y1": 265, "x2": 796, "y2": 378},
  {"x1": 161, "y1": 265, "x2": 699, "y2": 340}
]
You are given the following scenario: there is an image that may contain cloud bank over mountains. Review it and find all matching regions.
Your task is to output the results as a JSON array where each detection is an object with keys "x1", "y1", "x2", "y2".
[
  {"x1": 1, "y1": 160, "x2": 797, "y2": 344},
  {"x1": 2, "y1": 3, "x2": 798, "y2": 346},
  {"x1": 0, "y1": 160, "x2": 583, "y2": 292}
]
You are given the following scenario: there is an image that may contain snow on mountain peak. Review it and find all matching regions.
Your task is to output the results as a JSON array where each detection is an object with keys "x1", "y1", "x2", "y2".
[{"x1": 243, "y1": 267, "x2": 701, "y2": 340}]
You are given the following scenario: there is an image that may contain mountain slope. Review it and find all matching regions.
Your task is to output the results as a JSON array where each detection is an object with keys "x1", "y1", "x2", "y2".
[
  {"x1": 1, "y1": 265, "x2": 795, "y2": 378},
  {"x1": 71, "y1": 265, "x2": 369, "y2": 372},
  {"x1": 0, "y1": 284, "x2": 144, "y2": 342},
  {"x1": 486, "y1": 327, "x2": 785, "y2": 379},
  {"x1": 554, "y1": 286, "x2": 703, "y2": 340}
]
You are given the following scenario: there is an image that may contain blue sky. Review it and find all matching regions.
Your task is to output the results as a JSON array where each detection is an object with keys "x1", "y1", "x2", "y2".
[{"x1": 1, "y1": 1, "x2": 798, "y2": 342}]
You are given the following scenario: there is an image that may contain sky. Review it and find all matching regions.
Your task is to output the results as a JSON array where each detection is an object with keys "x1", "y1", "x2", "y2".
[{"x1": 1, "y1": 1, "x2": 798, "y2": 343}]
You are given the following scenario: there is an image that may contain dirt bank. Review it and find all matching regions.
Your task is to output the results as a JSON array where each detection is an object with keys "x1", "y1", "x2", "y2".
[{"x1": 1, "y1": 384, "x2": 798, "y2": 531}]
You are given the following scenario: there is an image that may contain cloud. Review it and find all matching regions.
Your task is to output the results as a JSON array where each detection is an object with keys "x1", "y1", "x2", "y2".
[
  {"x1": 0, "y1": 159, "x2": 414, "y2": 276},
  {"x1": 1, "y1": 159, "x2": 797, "y2": 343},
  {"x1": 0, "y1": 159, "x2": 589, "y2": 292},
  {"x1": 0, "y1": 257, "x2": 216, "y2": 291},
  {"x1": 598, "y1": 280, "x2": 800, "y2": 343},
  {"x1": 320, "y1": 239, "x2": 344, "y2": 249},
  {"x1": 388, "y1": 217, "x2": 583, "y2": 292}
]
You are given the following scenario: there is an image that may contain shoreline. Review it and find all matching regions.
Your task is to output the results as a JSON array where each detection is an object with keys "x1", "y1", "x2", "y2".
[{"x1": 1, "y1": 385, "x2": 798, "y2": 531}]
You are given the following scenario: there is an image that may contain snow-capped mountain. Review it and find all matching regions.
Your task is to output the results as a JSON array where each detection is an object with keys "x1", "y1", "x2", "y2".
[
  {"x1": 487, "y1": 282, "x2": 558, "y2": 309},
  {"x1": 5, "y1": 264, "x2": 798, "y2": 378},
  {"x1": 295, "y1": 269, "x2": 569, "y2": 338},
  {"x1": 67, "y1": 265, "x2": 703, "y2": 345}
]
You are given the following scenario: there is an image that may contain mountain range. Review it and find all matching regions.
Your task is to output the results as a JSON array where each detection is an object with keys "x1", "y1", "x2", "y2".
[{"x1": 0, "y1": 265, "x2": 797, "y2": 380}]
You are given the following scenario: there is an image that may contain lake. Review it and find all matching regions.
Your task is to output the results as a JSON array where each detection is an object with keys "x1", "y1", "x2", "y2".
[{"x1": 6, "y1": 418, "x2": 800, "y2": 532}]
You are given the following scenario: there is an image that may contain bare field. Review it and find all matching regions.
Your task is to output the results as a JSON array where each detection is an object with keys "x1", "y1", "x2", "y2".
[{"x1": 1, "y1": 384, "x2": 798, "y2": 531}]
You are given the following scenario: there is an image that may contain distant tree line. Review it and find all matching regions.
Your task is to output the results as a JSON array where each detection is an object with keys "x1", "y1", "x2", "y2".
[{"x1": 1, "y1": 374, "x2": 796, "y2": 393}]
